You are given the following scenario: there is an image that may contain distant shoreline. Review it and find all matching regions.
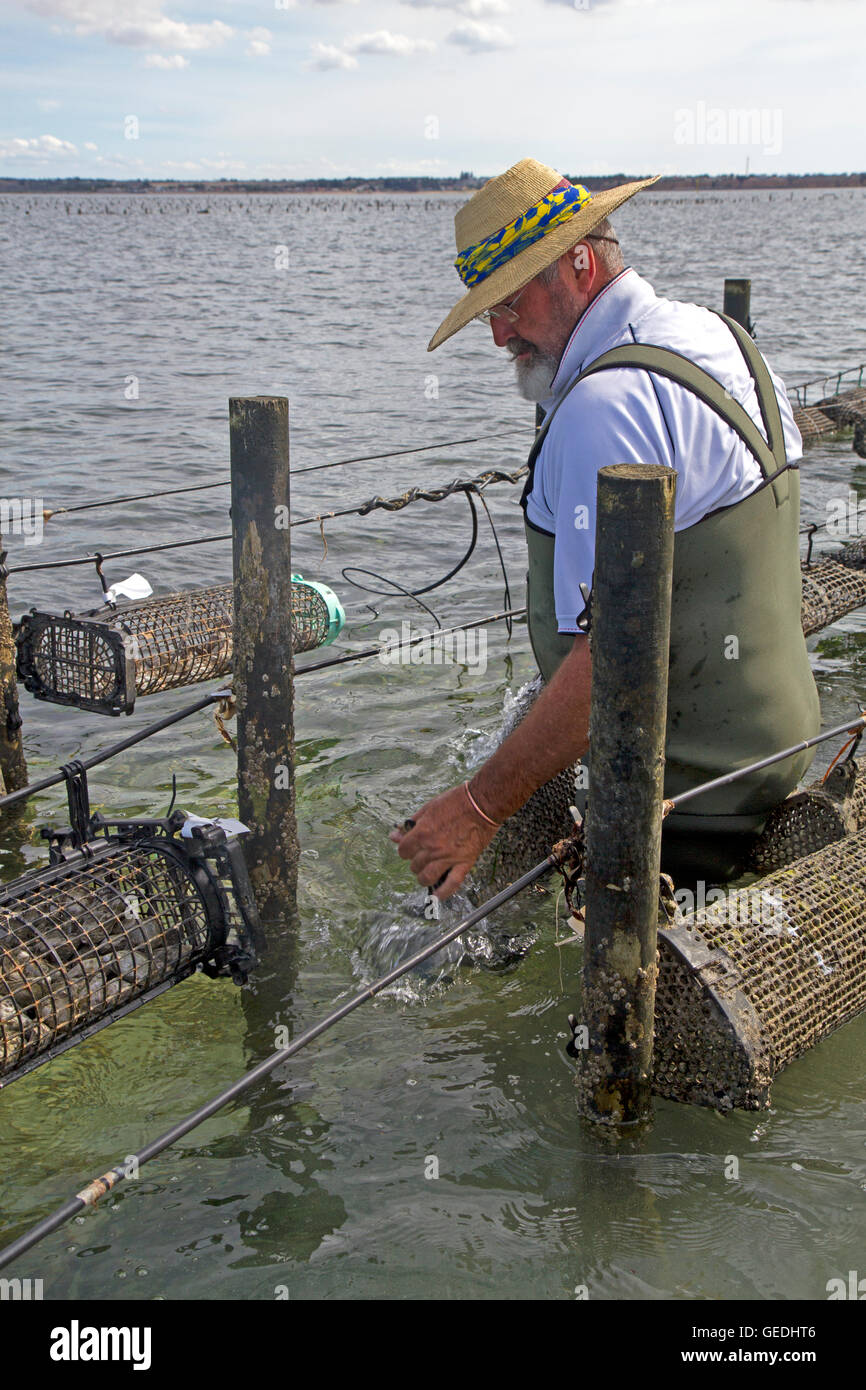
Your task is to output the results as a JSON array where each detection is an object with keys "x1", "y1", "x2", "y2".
[{"x1": 1, "y1": 172, "x2": 864, "y2": 195}]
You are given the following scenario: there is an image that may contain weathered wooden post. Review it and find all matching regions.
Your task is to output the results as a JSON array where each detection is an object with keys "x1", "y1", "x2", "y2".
[
  {"x1": 229, "y1": 398, "x2": 299, "y2": 933},
  {"x1": 723, "y1": 278, "x2": 752, "y2": 334},
  {"x1": 0, "y1": 551, "x2": 27, "y2": 795},
  {"x1": 576, "y1": 464, "x2": 676, "y2": 1126}
]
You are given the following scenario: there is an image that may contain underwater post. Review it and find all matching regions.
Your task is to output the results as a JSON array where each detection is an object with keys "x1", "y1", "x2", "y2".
[
  {"x1": 577, "y1": 463, "x2": 676, "y2": 1126},
  {"x1": 723, "y1": 278, "x2": 752, "y2": 333},
  {"x1": 0, "y1": 550, "x2": 27, "y2": 795},
  {"x1": 229, "y1": 397, "x2": 299, "y2": 932}
]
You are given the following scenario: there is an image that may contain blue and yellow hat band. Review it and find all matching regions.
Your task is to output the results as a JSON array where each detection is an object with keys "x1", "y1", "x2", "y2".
[{"x1": 454, "y1": 180, "x2": 593, "y2": 289}]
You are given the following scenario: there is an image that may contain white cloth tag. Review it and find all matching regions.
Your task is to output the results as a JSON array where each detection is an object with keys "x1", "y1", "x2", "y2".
[
  {"x1": 104, "y1": 572, "x2": 153, "y2": 604},
  {"x1": 180, "y1": 813, "x2": 251, "y2": 839}
]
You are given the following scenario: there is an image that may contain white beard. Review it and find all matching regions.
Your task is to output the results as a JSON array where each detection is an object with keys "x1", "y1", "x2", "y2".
[{"x1": 512, "y1": 349, "x2": 559, "y2": 402}]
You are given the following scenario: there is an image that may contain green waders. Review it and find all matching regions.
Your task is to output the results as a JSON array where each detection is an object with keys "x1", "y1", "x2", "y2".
[{"x1": 521, "y1": 311, "x2": 821, "y2": 884}]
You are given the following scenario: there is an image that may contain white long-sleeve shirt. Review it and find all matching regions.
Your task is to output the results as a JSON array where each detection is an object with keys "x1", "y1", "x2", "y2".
[{"x1": 524, "y1": 267, "x2": 803, "y2": 634}]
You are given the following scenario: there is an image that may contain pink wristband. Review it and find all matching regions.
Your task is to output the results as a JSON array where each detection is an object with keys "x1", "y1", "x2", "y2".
[{"x1": 464, "y1": 780, "x2": 501, "y2": 829}]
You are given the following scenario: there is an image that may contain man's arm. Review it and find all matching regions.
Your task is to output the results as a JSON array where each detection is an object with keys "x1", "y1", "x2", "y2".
[{"x1": 390, "y1": 634, "x2": 591, "y2": 899}]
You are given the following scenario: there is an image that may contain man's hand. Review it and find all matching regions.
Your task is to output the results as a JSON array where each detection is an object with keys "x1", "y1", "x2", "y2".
[
  {"x1": 389, "y1": 783, "x2": 498, "y2": 901},
  {"x1": 391, "y1": 637, "x2": 591, "y2": 901}
]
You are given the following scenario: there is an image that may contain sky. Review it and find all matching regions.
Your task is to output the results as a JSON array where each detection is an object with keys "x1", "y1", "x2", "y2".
[{"x1": 1, "y1": 0, "x2": 863, "y2": 180}]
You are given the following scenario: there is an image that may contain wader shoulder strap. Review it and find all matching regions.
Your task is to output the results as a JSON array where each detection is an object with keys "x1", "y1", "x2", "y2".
[
  {"x1": 578, "y1": 343, "x2": 784, "y2": 482},
  {"x1": 522, "y1": 314, "x2": 792, "y2": 509},
  {"x1": 714, "y1": 310, "x2": 787, "y2": 469}
]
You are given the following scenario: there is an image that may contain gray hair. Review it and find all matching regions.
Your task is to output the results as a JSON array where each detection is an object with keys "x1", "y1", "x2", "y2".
[{"x1": 538, "y1": 216, "x2": 624, "y2": 283}]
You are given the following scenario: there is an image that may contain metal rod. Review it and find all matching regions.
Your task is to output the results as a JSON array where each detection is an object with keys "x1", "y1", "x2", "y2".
[
  {"x1": 0, "y1": 689, "x2": 225, "y2": 811},
  {"x1": 578, "y1": 464, "x2": 677, "y2": 1127},
  {"x1": 667, "y1": 713, "x2": 866, "y2": 811},
  {"x1": 723, "y1": 278, "x2": 752, "y2": 333},
  {"x1": 229, "y1": 396, "x2": 299, "y2": 930},
  {"x1": 0, "y1": 851, "x2": 555, "y2": 1272},
  {"x1": 297, "y1": 606, "x2": 526, "y2": 674},
  {"x1": 0, "y1": 551, "x2": 28, "y2": 794}
]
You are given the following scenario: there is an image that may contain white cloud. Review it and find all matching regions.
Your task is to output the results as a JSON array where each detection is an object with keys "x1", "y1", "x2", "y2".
[
  {"x1": 461, "y1": 0, "x2": 510, "y2": 13},
  {"x1": 345, "y1": 30, "x2": 435, "y2": 56},
  {"x1": 400, "y1": 0, "x2": 509, "y2": 9},
  {"x1": 83, "y1": 140, "x2": 98, "y2": 150},
  {"x1": 307, "y1": 41, "x2": 358, "y2": 70},
  {"x1": 245, "y1": 26, "x2": 271, "y2": 57},
  {"x1": 0, "y1": 132, "x2": 78, "y2": 159},
  {"x1": 23, "y1": 1, "x2": 233, "y2": 52},
  {"x1": 36, "y1": 97, "x2": 61, "y2": 111},
  {"x1": 144, "y1": 52, "x2": 189, "y2": 68},
  {"x1": 446, "y1": 18, "x2": 514, "y2": 50}
]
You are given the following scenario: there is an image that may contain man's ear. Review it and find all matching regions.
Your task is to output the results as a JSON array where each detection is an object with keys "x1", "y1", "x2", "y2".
[{"x1": 567, "y1": 241, "x2": 597, "y2": 296}]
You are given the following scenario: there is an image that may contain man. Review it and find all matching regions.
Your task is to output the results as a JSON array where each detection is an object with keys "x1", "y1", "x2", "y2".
[{"x1": 391, "y1": 158, "x2": 819, "y2": 898}]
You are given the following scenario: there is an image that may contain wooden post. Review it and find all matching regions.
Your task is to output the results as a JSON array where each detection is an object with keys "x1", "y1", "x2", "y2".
[
  {"x1": 229, "y1": 398, "x2": 299, "y2": 933},
  {"x1": 0, "y1": 552, "x2": 27, "y2": 794},
  {"x1": 576, "y1": 464, "x2": 676, "y2": 1126},
  {"x1": 723, "y1": 278, "x2": 752, "y2": 334}
]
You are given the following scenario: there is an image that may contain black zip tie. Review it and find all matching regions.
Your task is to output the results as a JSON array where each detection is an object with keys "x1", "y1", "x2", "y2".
[
  {"x1": 804, "y1": 523, "x2": 818, "y2": 568},
  {"x1": 59, "y1": 759, "x2": 92, "y2": 848}
]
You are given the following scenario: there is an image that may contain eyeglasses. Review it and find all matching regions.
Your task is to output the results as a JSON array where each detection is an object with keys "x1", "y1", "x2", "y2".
[
  {"x1": 474, "y1": 283, "x2": 529, "y2": 326},
  {"x1": 474, "y1": 235, "x2": 620, "y2": 327}
]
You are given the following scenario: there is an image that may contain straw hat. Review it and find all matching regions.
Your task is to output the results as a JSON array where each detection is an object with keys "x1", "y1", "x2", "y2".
[{"x1": 428, "y1": 158, "x2": 659, "y2": 351}]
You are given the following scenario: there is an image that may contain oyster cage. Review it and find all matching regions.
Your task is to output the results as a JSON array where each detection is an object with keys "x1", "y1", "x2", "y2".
[
  {"x1": 0, "y1": 810, "x2": 265, "y2": 1088},
  {"x1": 801, "y1": 537, "x2": 866, "y2": 637},
  {"x1": 16, "y1": 574, "x2": 345, "y2": 716},
  {"x1": 654, "y1": 813, "x2": 866, "y2": 1111}
]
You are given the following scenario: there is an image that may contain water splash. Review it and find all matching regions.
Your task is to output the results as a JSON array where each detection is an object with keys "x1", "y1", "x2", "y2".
[
  {"x1": 455, "y1": 676, "x2": 543, "y2": 772},
  {"x1": 352, "y1": 883, "x2": 537, "y2": 1002}
]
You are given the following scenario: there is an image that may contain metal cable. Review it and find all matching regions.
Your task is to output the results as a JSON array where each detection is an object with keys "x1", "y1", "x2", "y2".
[
  {"x1": 41, "y1": 429, "x2": 530, "y2": 518},
  {"x1": 5, "y1": 466, "x2": 528, "y2": 576},
  {"x1": 789, "y1": 363, "x2": 866, "y2": 406}
]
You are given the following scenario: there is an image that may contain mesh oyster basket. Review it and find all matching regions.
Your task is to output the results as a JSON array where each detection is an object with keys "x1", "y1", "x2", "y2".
[
  {"x1": 792, "y1": 405, "x2": 837, "y2": 443},
  {"x1": 651, "y1": 756, "x2": 866, "y2": 1110},
  {"x1": 801, "y1": 538, "x2": 866, "y2": 636},
  {"x1": 654, "y1": 824, "x2": 866, "y2": 1110},
  {"x1": 0, "y1": 777, "x2": 264, "y2": 1088},
  {"x1": 16, "y1": 574, "x2": 345, "y2": 716}
]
